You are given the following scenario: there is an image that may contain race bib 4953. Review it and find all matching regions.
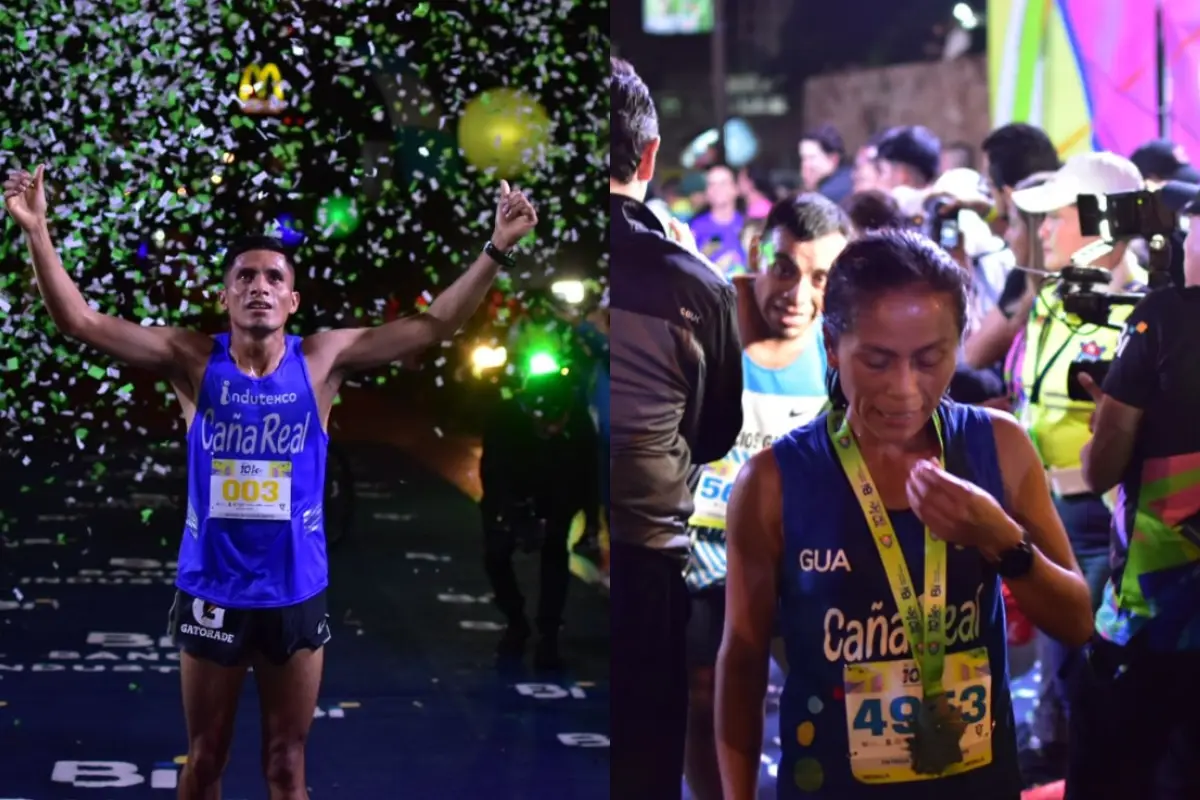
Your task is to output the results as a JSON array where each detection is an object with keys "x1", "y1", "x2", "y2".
[{"x1": 843, "y1": 646, "x2": 993, "y2": 784}]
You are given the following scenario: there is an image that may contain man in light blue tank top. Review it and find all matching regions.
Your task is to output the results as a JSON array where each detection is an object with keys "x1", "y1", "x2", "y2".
[
  {"x1": 682, "y1": 193, "x2": 849, "y2": 799},
  {"x1": 714, "y1": 229, "x2": 1095, "y2": 799},
  {"x1": 8, "y1": 165, "x2": 537, "y2": 800}
]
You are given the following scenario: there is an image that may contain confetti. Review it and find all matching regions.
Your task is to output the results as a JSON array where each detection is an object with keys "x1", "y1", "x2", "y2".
[{"x1": 0, "y1": 1, "x2": 608, "y2": 519}]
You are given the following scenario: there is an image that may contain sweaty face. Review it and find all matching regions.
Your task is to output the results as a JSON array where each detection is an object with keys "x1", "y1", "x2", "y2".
[
  {"x1": 221, "y1": 250, "x2": 299, "y2": 332},
  {"x1": 755, "y1": 229, "x2": 846, "y2": 338},
  {"x1": 1038, "y1": 204, "x2": 1094, "y2": 271},
  {"x1": 799, "y1": 139, "x2": 836, "y2": 191},
  {"x1": 705, "y1": 166, "x2": 738, "y2": 209},
  {"x1": 829, "y1": 288, "x2": 961, "y2": 445}
]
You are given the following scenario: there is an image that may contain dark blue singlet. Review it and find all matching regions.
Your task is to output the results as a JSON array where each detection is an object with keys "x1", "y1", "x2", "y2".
[
  {"x1": 771, "y1": 401, "x2": 1021, "y2": 799},
  {"x1": 176, "y1": 334, "x2": 329, "y2": 609}
]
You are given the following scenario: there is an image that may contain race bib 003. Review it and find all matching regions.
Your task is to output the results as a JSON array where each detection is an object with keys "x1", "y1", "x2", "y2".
[
  {"x1": 843, "y1": 646, "x2": 993, "y2": 784},
  {"x1": 209, "y1": 459, "x2": 292, "y2": 521}
]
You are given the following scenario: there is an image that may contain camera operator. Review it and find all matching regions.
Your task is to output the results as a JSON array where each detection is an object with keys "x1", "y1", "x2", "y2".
[
  {"x1": 1007, "y1": 151, "x2": 1147, "y2": 780},
  {"x1": 1065, "y1": 186, "x2": 1200, "y2": 798},
  {"x1": 609, "y1": 57, "x2": 744, "y2": 800}
]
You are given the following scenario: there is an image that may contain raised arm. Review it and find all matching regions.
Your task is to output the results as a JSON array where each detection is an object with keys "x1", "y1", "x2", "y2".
[
  {"x1": 306, "y1": 180, "x2": 538, "y2": 380},
  {"x1": 4, "y1": 166, "x2": 209, "y2": 381}
]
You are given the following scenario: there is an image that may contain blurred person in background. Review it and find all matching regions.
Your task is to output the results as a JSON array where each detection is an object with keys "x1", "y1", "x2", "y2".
[
  {"x1": 852, "y1": 134, "x2": 885, "y2": 194},
  {"x1": 1129, "y1": 138, "x2": 1200, "y2": 187},
  {"x1": 799, "y1": 124, "x2": 853, "y2": 205},
  {"x1": 573, "y1": 289, "x2": 610, "y2": 561},
  {"x1": 843, "y1": 189, "x2": 905, "y2": 233},
  {"x1": 961, "y1": 122, "x2": 1063, "y2": 374},
  {"x1": 940, "y1": 140, "x2": 977, "y2": 174},
  {"x1": 979, "y1": 123, "x2": 1062, "y2": 242},
  {"x1": 660, "y1": 176, "x2": 696, "y2": 222},
  {"x1": 964, "y1": 171, "x2": 1056, "y2": 376},
  {"x1": 738, "y1": 164, "x2": 776, "y2": 220},
  {"x1": 739, "y1": 218, "x2": 767, "y2": 264},
  {"x1": 1007, "y1": 151, "x2": 1147, "y2": 785},
  {"x1": 874, "y1": 125, "x2": 941, "y2": 194},
  {"x1": 480, "y1": 366, "x2": 599, "y2": 672},
  {"x1": 682, "y1": 194, "x2": 848, "y2": 799},
  {"x1": 690, "y1": 161, "x2": 749, "y2": 277},
  {"x1": 610, "y1": 56, "x2": 745, "y2": 800}
]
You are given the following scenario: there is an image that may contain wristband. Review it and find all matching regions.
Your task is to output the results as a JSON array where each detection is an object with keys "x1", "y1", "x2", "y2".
[{"x1": 484, "y1": 240, "x2": 516, "y2": 268}]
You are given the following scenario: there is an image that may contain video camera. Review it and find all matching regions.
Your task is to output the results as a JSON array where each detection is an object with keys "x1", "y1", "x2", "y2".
[
  {"x1": 1057, "y1": 189, "x2": 1176, "y2": 400},
  {"x1": 1058, "y1": 189, "x2": 1176, "y2": 326}
]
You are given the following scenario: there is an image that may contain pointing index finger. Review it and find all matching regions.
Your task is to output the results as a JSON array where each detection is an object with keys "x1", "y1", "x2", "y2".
[
  {"x1": 499, "y1": 179, "x2": 511, "y2": 197},
  {"x1": 1077, "y1": 371, "x2": 1104, "y2": 401}
]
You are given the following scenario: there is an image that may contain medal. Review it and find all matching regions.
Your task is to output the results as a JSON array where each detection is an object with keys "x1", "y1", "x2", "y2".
[
  {"x1": 907, "y1": 693, "x2": 967, "y2": 775},
  {"x1": 829, "y1": 410, "x2": 967, "y2": 776}
]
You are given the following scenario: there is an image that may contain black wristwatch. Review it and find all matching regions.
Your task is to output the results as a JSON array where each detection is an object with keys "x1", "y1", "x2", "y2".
[
  {"x1": 994, "y1": 538, "x2": 1036, "y2": 580},
  {"x1": 484, "y1": 240, "x2": 516, "y2": 268}
]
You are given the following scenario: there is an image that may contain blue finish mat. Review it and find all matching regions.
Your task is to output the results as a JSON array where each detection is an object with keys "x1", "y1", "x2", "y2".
[{"x1": 0, "y1": 441, "x2": 609, "y2": 798}]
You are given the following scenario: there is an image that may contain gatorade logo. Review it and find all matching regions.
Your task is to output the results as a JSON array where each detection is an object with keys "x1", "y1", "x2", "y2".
[
  {"x1": 191, "y1": 599, "x2": 225, "y2": 630},
  {"x1": 220, "y1": 380, "x2": 297, "y2": 406}
]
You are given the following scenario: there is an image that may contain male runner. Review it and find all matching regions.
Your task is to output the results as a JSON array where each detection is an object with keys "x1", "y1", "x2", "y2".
[
  {"x1": 683, "y1": 192, "x2": 848, "y2": 798},
  {"x1": 4, "y1": 164, "x2": 536, "y2": 800}
]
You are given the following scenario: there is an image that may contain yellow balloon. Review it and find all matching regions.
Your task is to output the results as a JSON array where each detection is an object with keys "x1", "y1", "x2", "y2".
[{"x1": 457, "y1": 88, "x2": 550, "y2": 178}]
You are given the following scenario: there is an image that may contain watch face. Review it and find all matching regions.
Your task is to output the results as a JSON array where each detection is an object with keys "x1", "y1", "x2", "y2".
[{"x1": 1000, "y1": 541, "x2": 1035, "y2": 578}]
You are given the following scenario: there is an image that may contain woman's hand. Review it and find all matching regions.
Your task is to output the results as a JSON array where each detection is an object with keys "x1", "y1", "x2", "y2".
[{"x1": 905, "y1": 460, "x2": 1023, "y2": 559}]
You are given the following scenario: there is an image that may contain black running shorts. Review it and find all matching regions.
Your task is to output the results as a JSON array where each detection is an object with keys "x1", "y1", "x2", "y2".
[{"x1": 167, "y1": 589, "x2": 331, "y2": 667}]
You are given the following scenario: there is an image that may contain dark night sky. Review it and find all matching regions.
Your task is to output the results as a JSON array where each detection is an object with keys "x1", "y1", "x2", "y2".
[{"x1": 613, "y1": 0, "x2": 983, "y2": 88}]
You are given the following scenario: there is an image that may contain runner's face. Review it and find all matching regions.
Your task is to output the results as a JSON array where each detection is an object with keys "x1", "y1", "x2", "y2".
[
  {"x1": 829, "y1": 287, "x2": 960, "y2": 444},
  {"x1": 755, "y1": 229, "x2": 846, "y2": 338},
  {"x1": 221, "y1": 250, "x2": 299, "y2": 332}
]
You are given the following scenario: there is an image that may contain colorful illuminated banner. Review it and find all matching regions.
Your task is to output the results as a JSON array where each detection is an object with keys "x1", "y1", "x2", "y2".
[
  {"x1": 989, "y1": 0, "x2": 1158, "y2": 160},
  {"x1": 238, "y1": 63, "x2": 287, "y2": 115},
  {"x1": 1163, "y1": 0, "x2": 1200, "y2": 162},
  {"x1": 990, "y1": 0, "x2": 1200, "y2": 163}
]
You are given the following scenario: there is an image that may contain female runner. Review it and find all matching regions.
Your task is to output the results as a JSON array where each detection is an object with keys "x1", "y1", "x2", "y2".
[{"x1": 715, "y1": 228, "x2": 1094, "y2": 799}]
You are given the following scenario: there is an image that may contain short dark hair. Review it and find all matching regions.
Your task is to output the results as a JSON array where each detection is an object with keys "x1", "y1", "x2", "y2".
[
  {"x1": 801, "y1": 124, "x2": 846, "y2": 160},
  {"x1": 610, "y1": 57, "x2": 659, "y2": 184},
  {"x1": 980, "y1": 123, "x2": 1061, "y2": 190},
  {"x1": 763, "y1": 192, "x2": 851, "y2": 243},
  {"x1": 823, "y1": 229, "x2": 968, "y2": 407},
  {"x1": 220, "y1": 235, "x2": 294, "y2": 281},
  {"x1": 843, "y1": 190, "x2": 905, "y2": 232},
  {"x1": 875, "y1": 126, "x2": 941, "y2": 184}
]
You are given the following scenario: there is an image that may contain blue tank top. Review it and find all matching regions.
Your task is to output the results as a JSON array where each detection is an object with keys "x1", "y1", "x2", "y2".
[
  {"x1": 177, "y1": 334, "x2": 330, "y2": 608},
  {"x1": 686, "y1": 330, "x2": 828, "y2": 590},
  {"x1": 771, "y1": 402, "x2": 1020, "y2": 799}
]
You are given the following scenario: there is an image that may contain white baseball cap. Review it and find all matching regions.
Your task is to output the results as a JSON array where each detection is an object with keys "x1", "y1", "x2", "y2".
[{"x1": 1011, "y1": 151, "x2": 1144, "y2": 214}]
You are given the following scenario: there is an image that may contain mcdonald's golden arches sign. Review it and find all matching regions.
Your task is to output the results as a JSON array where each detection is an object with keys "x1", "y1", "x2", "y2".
[{"x1": 238, "y1": 63, "x2": 287, "y2": 115}]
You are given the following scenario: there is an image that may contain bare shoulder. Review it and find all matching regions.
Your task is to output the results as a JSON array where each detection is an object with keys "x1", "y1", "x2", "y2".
[
  {"x1": 300, "y1": 328, "x2": 355, "y2": 372},
  {"x1": 728, "y1": 448, "x2": 784, "y2": 536},
  {"x1": 978, "y1": 405, "x2": 1026, "y2": 447},
  {"x1": 978, "y1": 404, "x2": 1042, "y2": 494},
  {"x1": 172, "y1": 329, "x2": 217, "y2": 399}
]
